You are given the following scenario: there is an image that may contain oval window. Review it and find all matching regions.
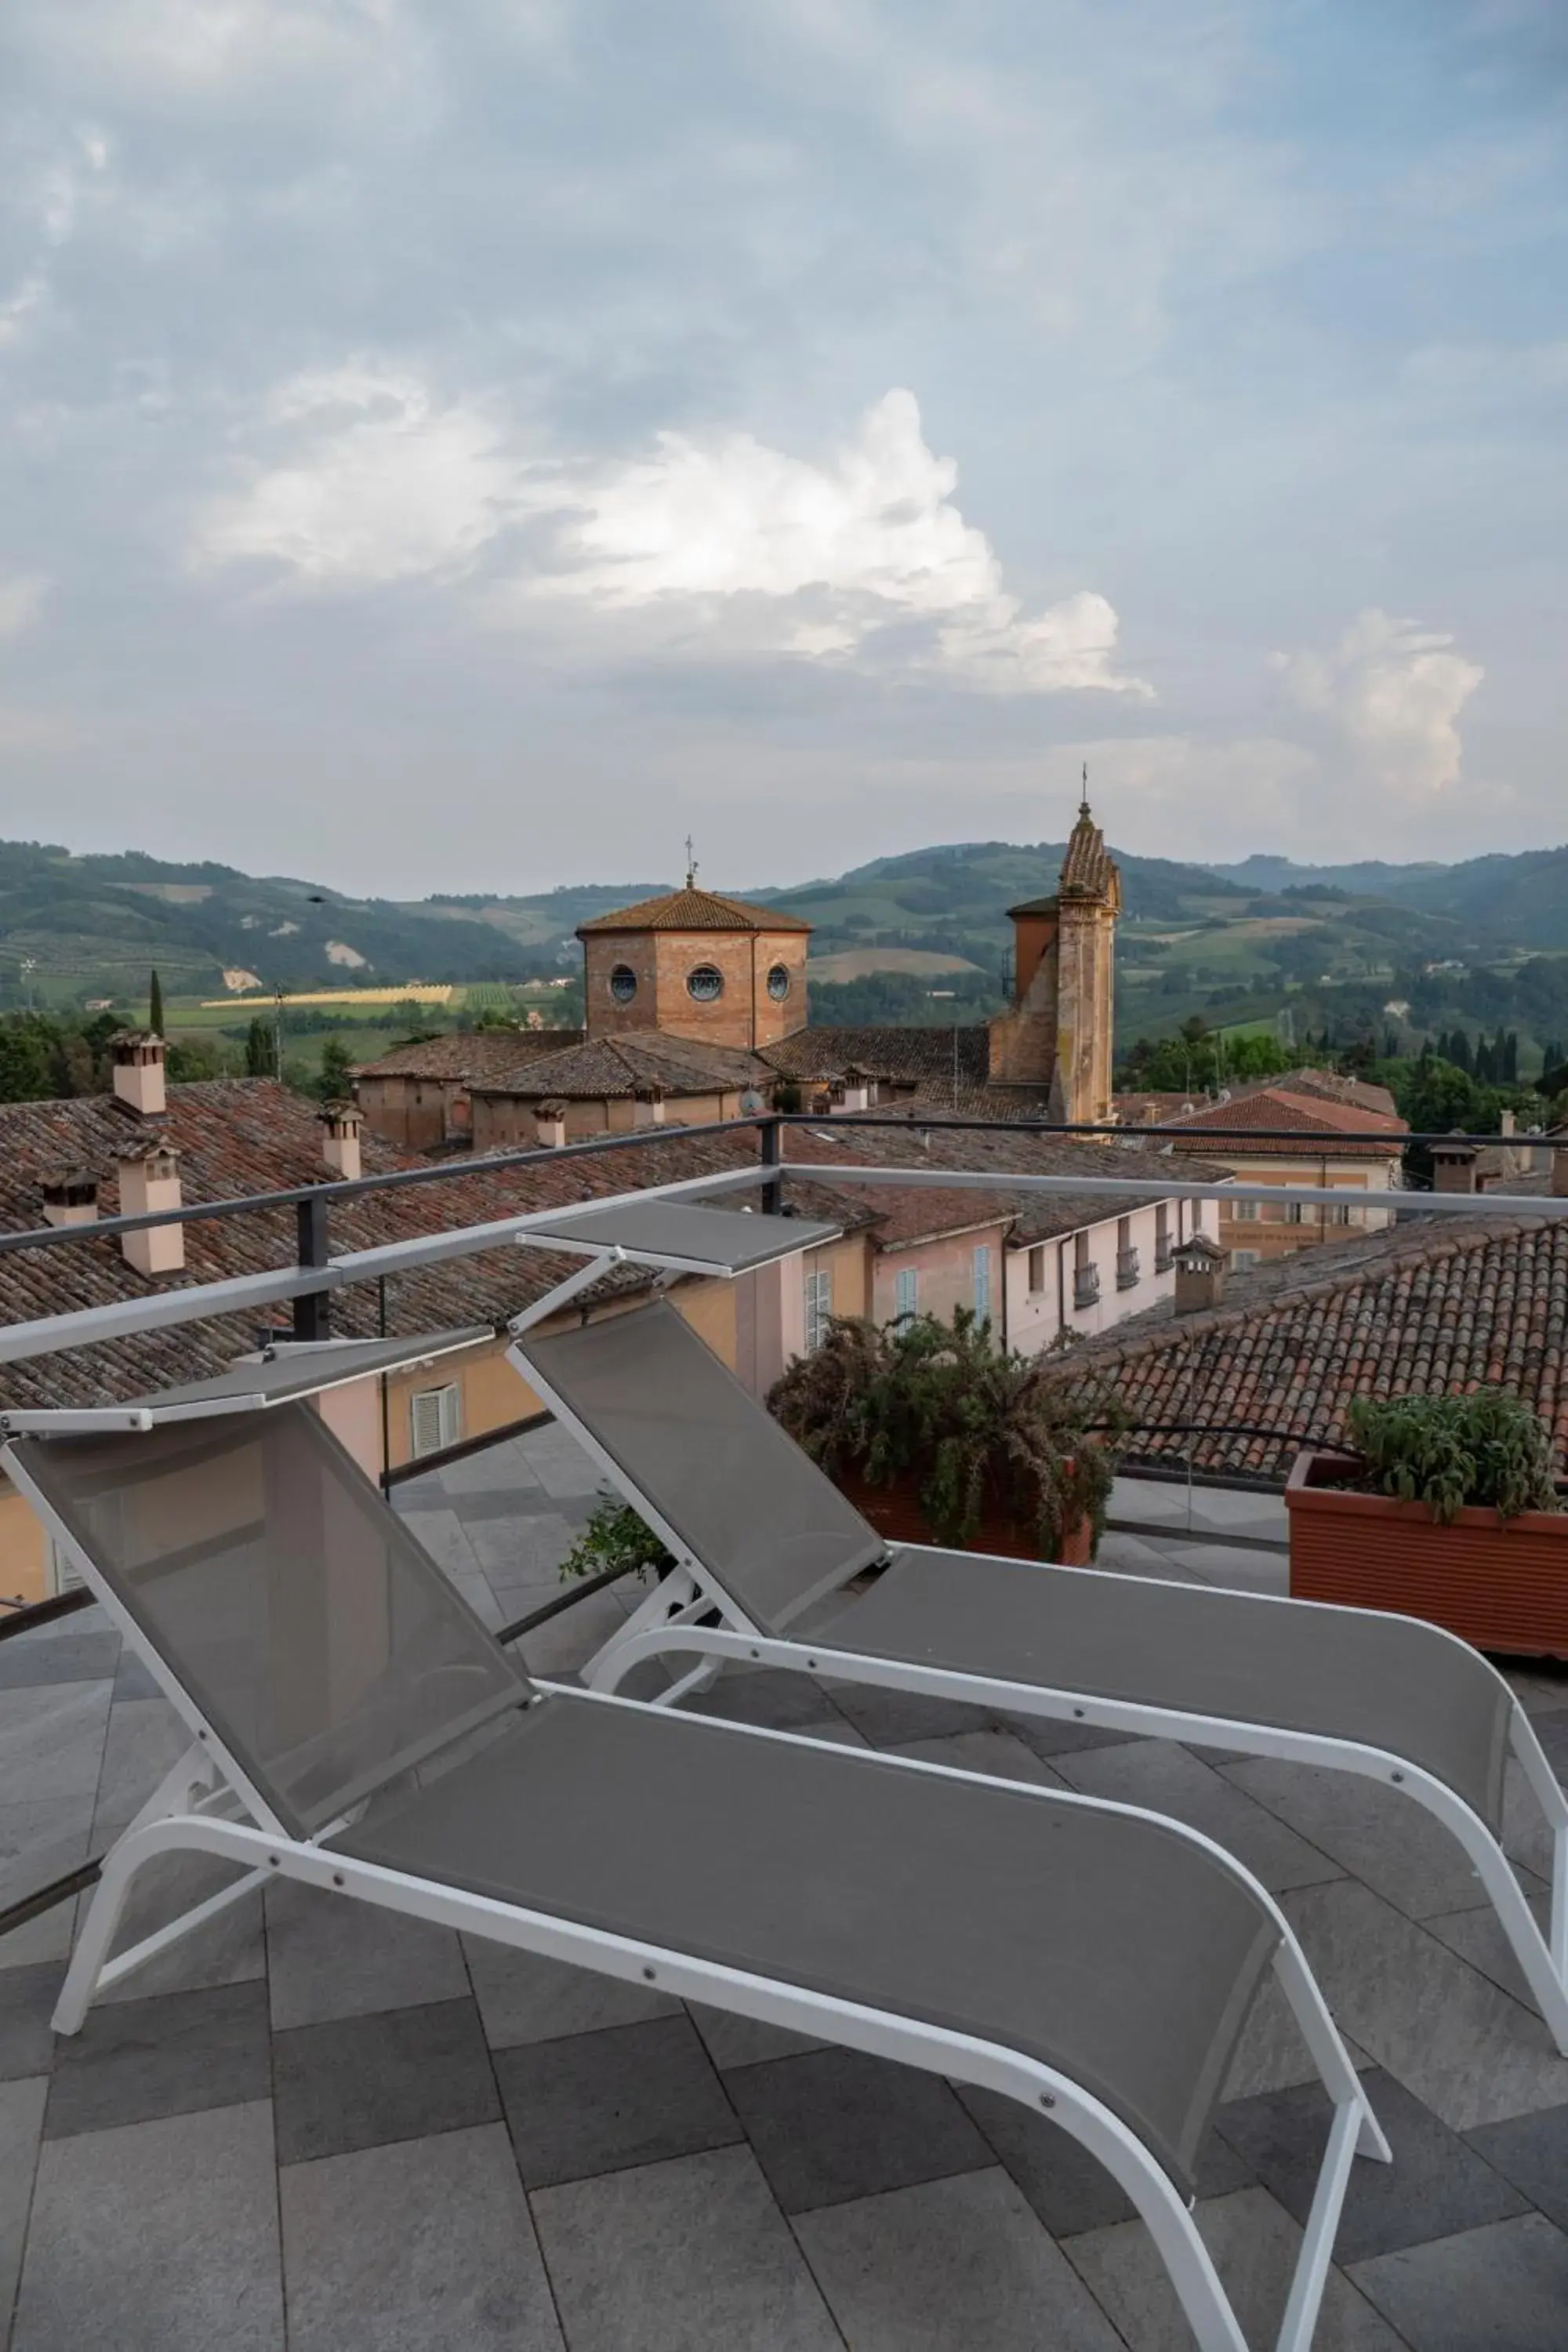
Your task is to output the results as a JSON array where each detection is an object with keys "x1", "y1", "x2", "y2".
[
  {"x1": 608, "y1": 964, "x2": 637, "y2": 1004},
  {"x1": 686, "y1": 964, "x2": 724, "y2": 1002},
  {"x1": 766, "y1": 963, "x2": 790, "y2": 1002}
]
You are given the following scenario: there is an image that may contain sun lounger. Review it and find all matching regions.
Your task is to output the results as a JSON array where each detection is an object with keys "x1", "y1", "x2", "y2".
[
  {"x1": 5, "y1": 1393, "x2": 1385, "y2": 2352},
  {"x1": 511, "y1": 1299, "x2": 1568, "y2": 2055}
]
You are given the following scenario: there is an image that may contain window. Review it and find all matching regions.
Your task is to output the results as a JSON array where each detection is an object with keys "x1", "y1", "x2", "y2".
[
  {"x1": 686, "y1": 964, "x2": 724, "y2": 1002},
  {"x1": 608, "y1": 964, "x2": 637, "y2": 1004},
  {"x1": 1154, "y1": 1202, "x2": 1171, "y2": 1273},
  {"x1": 971, "y1": 1244, "x2": 992, "y2": 1323},
  {"x1": 1230, "y1": 1249, "x2": 1261, "y2": 1272},
  {"x1": 1073, "y1": 1228, "x2": 1099, "y2": 1310},
  {"x1": 895, "y1": 1266, "x2": 919, "y2": 1322},
  {"x1": 1115, "y1": 1214, "x2": 1139, "y2": 1291},
  {"x1": 48, "y1": 1536, "x2": 85, "y2": 1598},
  {"x1": 1232, "y1": 1197, "x2": 1260, "y2": 1222},
  {"x1": 766, "y1": 963, "x2": 791, "y2": 1001},
  {"x1": 804, "y1": 1266, "x2": 833, "y2": 1352},
  {"x1": 1026, "y1": 1243, "x2": 1046, "y2": 1294},
  {"x1": 1287, "y1": 1201, "x2": 1308, "y2": 1226},
  {"x1": 410, "y1": 1382, "x2": 463, "y2": 1460}
]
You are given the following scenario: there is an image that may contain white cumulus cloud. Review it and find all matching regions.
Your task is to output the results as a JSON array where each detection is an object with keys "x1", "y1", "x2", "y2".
[
  {"x1": 1271, "y1": 608, "x2": 1484, "y2": 800},
  {"x1": 0, "y1": 576, "x2": 47, "y2": 637}
]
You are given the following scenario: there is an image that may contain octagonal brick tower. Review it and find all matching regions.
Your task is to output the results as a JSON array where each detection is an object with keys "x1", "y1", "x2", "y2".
[
  {"x1": 576, "y1": 884, "x2": 811, "y2": 1049},
  {"x1": 987, "y1": 795, "x2": 1121, "y2": 1125}
]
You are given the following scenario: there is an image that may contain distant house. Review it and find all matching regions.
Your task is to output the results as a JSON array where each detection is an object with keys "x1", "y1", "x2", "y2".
[
  {"x1": 354, "y1": 1029, "x2": 583, "y2": 1149},
  {"x1": 1156, "y1": 1077, "x2": 1406, "y2": 1271}
]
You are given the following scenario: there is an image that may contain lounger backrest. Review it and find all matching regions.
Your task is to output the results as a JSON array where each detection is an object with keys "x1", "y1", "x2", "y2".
[
  {"x1": 9, "y1": 1403, "x2": 526, "y2": 1838},
  {"x1": 517, "y1": 1303, "x2": 884, "y2": 1634}
]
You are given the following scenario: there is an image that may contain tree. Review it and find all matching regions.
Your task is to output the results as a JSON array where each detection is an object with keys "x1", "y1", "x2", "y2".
[
  {"x1": 0, "y1": 1020, "x2": 52, "y2": 1103},
  {"x1": 318, "y1": 1036, "x2": 354, "y2": 1101},
  {"x1": 245, "y1": 1017, "x2": 274, "y2": 1078},
  {"x1": 148, "y1": 970, "x2": 164, "y2": 1036}
]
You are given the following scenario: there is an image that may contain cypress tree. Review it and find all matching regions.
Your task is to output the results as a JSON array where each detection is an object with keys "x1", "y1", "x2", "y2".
[{"x1": 148, "y1": 970, "x2": 164, "y2": 1037}]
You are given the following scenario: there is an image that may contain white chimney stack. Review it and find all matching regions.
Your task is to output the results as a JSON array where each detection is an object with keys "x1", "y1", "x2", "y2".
[
  {"x1": 111, "y1": 1032, "x2": 168, "y2": 1119},
  {"x1": 319, "y1": 1100, "x2": 363, "y2": 1181},
  {"x1": 1171, "y1": 1232, "x2": 1225, "y2": 1316},
  {"x1": 115, "y1": 1138, "x2": 184, "y2": 1276},
  {"x1": 534, "y1": 1099, "x2": 568, "y2": 1150},
  {"x1": 39, "y1": 1168, "x2": 100, "y2": 1229}
]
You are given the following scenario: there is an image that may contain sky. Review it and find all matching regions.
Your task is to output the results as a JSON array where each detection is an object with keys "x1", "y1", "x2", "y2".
[{"x1": 2, "y1": 0, "x2": 1566, "y2": 898}]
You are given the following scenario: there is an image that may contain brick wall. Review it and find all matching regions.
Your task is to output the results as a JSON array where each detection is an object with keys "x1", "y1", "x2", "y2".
[{"x1": 583, "y1": 927, "x2": 808, "y2": 1049}]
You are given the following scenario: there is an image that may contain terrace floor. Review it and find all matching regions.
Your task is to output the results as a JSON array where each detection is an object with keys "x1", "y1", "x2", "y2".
[{"x1": 1, "y1": 1429, "x2": 1566, "y2": 2350}]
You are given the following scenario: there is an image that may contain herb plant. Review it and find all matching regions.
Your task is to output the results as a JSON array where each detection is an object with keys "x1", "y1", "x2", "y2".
[
  {"x1": 557, "y1": 1493, "x2": 676, "y2": 1583},
  {"x1": 1345, "y1": 1389, "x2": 1559, "y2": 1525}
]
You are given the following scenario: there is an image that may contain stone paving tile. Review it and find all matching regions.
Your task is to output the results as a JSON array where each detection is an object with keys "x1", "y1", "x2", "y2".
[
  {"x1": 264, "y1": 1881, "x2": 469, "y2": 2031},
  {"x1": 495, "y1": 2013, "x2": 741, "y2": 2189},
  {"x1": 0, "y1": 1796, "x2": 94, "y2": 1915},
  {"x1": 688, "y1": 2002, "x2": 829, "y2": 2071},
  {"x1": 1465, "y1": 2103, "x2": 1568, "y2": 2234},
  {"x1": 1421, "y1": 1886, "x2": 1553, "y2": 2013},
  {"x1": 98, "y1": 1852, "x2": 267, "y2": 2005},
  {"x1": 1058, "y1": 1737, "x2": 1345, "y2": 1893},
  {"x1": 531, "y1": 2144, "x2": 842, "y2": 2352},
  {"x1": 957, "y1": 2085, "x2": 1252, "y2": 2238},
  {"x1": 465, "y1": 1513, "x2": 583, "y2": 1580},
  {"x1": 724, "y1": 2045, "x2": 993, "y2": 2214},
  {"x1": 89, "y1": 1695, "x2": 190, "y2": 1836},
  {"x1": 0, "y1": 1897, "x2": 75, "y2": 1974},
  {"x1": 821, "y1": 1679, "x2": 1000, "y2": 1748},
  {"x1": 112, "y1": 1648, "x2": 159, "y2": 1702},
  {"x1": 280, "y1": 2123, "x2": 564, "y2": 2352},
  {"x1": 0, "y1": 2076, "x2": 47, "y2": 2339},
  {"x1": 1222, "y1": 1755, "x2": 1503, "y2": 1919},
  {"x1": 0, "y1": 1633, "x2": 119, "y2": 1692},
  {"x1": 462, "y1": 1935, "x2": 681, "y2": 2049},
  {"x1": 272, "y1": 1996, "x2": 500, "y2": 2165},
  {"x1": 1501, "y1": 1756, "x2": 1557, "y2": 1881},
  {"x1": 1347, "y1": 2212, "x2": 1568, "y2": 2352},
  {"x1": 13, "y1": 2100, "x2": 284, "y2": 2352},
  {"x1": 688, "y1": 1664, "x2": 850, "y2": 1732},
  {"x1": 430, "y1": 1445, "x2": 545, "y2": 1498},
  {"x1": 1215, "y1": 2067, "x2": 1529, "y2": 2263},
  {"x1": 395, "y1": 1507, "x2": 483, "y2": 1581},
  {"x1": 45, "y1": 1980, "x2": 270, "y2": 2141},
  {"x1": 1282, "y1": 1879, "x2": 1568, "y2": 2131},
  {"x1": 796, "y1": 2165, "x2": 1125, "y2": 2350},
  {"x1": 452, "y1": 1489, "x2": 594, "y2": 1526},
  {"x1": 0, "y1": 1683, "x2": 111, "y2": 1808},
  {"x1": 1000, "y1": 1709, "x2": 1148, "y2": 1761},
  {"x1": 0, "y1": 1967, "x2": 63, "y2": 2085},
  {"x1": 1065, "y1": 2183, "x2": 1406, "y2": 2351},
  {"x1": 517, "y1": 1586, "x2": 630, "y2": 1679},
  {"x1": 884, "y1": 1726, "x2": 1072, "y2": 1787},
  {"x1": 1218, "y1": 1962, "x2": 1372, "y2": 2104}
]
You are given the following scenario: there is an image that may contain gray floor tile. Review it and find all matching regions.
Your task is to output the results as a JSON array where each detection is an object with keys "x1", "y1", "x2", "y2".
[
  {"x1": 1058, "y1": 1738, "x2": 1344, "y2": 1893},
  {"x1": 797, "y1": 2165, "x2": 1125, "y2": 2350},
  {"x1": 112, "y1": 1647, "x2": 159, "y2": 1701},
  {"x1": 463, "y1": 1935, "x2": 681, "y2": 2049},
  {"x1": 1065, "y1": 2183, "x2": 1406, "y2": 2351},
  {"x1": 98, "y1": 1852, "x2": 267, "y2": 2004},
  {"x1": 1217, "y1": 2067, "x2": 1528, "y2": 2263},
  {"x1": 265, "y1": 1881, "x2": 469, "y2": 2030},
  {"x1": 397, "y1": 1507, "x2": 483, "y2": 1581},
  {"x1": 466, "y1": 1513, "x2": 582, "y2": 1580},
  {"x1": 688, "y1": 2002, "x2": 829, "y2": 2071},
  {"x1": 517, "y1": 1586, "x2": 631, "y2": 1678},
  {"x1": 0, "y1": 2076, "x2": 47, "y2": 2338},
  {"x1": 456, "y1": 1488, "x2": 593, "y2": 1525},
  {"x1": 0, "y1": 1682, "x2": 111, "y2": 1806},
  {"x1": 957, "y1": 2085, "x2": 1252, "y2": 2237},
  {"x1": 0, "y1": 1795, "x2": 94, "y2": 1913},
  {"x1": 517, "y1": 1442, "x2": 602, "y2": 1501},
  {"x1": 724, "y1": 2045, "x2": 993, "y2": 2214},
  {"x1": 45, "y1": 1980, "x2": 271, "y2": 2140},
  {"x1": 1223, "y1": 1755, "x2": 1503, "y2": 1918},
  {"x1": 532, "y1": 2143, "x2": 841, "y2": 2352},
  {"x1": 1283, "y1": 1879, "x2": 1568, "y2": 2130},
  {"x1": 822, "y1": 1680, "x2": 999, "y2": 1747},
  {"x1": 281, "y1": 2122, "x2": 564, "y2": 2351},
  {"x1": 273, "y1": 1996, "x2": 499, "y2": 2165},
  {"x1": 1218, "y1": 1960, "x2": 1370, "y2": 2104},
  {"x1": 688, "y1": 1665, "x2": 848, "y2": 1732},
  {"x1": 452, "y1": 1570, "x2": 506, "y2": 1630},
  {"x1": 1465, "y1": 2103, "x2": 1568, "y2": 2234},
  {"x1": 1421, "y1": 1887, "x2": 1554, "y2": 2013},
  {"x1": 1348, "y1": 2212, "x2": 1568, "y2": 2352},
  {"x1": 1000, "y1": 1710, "x2": 1148, "y2": 1761},
  {"x1": 0, "y1": 1896, "x2": 76, "y2": 1973},
  {"x1": 1501, "y1": 1757, "x2": 1557, "y2": 1882},
  {"x1": 89, "y1": 1696, "x2": 191, "y2": 1837},
  {"x1": 0, "y1": 1967, "x2": 63, "y2": 2085},
  {"x1": 885, "y1": 1726, "x2": 1071, "y2": 1786},
  {"x1": 13, "y1": 2100, "x2": 284, "y2": 2352},
  {"x1": 0, "y1": 1632, "x2": 118, "y2": 1691},
  {"x1": 495, "y1": 2013, "x2": 740, "y2": 2188}
]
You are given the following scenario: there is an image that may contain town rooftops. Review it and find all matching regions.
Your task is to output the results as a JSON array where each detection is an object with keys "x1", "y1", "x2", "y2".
[
  {"x1": 1054, "y1": 1208, "x2": 1568, "y2": 1479},
  {"x1": 1161, "y1": 1085, "x2": 1406, "y2": 1160},
  {"x1": 763, "y1": 1025, "x2": 993, "y2": 1091},
  {"x1": 469, "y1": 1033, "x2": 775, "y2": 1102},
  {"x1": 575, "y1": 885, "x2": 811, "y2": 935},
  {"x1": 354, "y1": 1030, "x2": 584, "y2": 1083}
]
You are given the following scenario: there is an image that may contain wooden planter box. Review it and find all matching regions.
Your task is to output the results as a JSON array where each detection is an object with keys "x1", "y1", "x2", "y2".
[
  {"x1": 833, "y1": 1468, "x2": 1094, "y2": 1567},
  {"x1": 1286, "y1": 1450, "x2": 1568, "y2": 1659}
]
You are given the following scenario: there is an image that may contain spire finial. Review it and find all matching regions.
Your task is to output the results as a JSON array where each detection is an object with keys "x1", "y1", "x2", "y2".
[
  {"x1": 684, "y1": 834, "x2": 697, "y2": 891},
  {"x1": 1079, "y1": 760, "x2": 1091, "y2": 821}
]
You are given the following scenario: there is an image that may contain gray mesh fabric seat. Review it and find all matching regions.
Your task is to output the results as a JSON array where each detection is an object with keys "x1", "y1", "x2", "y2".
[
  {"x1": 6, "y1": 1393, "x2": 1385, "y2": 2352},
  {"x1": 513, "y1": 1301, "x2": 1568, "y2": 2053}
]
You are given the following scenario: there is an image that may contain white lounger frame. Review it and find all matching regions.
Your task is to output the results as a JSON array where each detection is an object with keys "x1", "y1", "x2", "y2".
[
  {"x1": 20, "y1": 1458, "x2": 1387, "y2": 2352},
  {"x1": 512, "y1": 1349, "x2": 1568, "y2": 2058}
]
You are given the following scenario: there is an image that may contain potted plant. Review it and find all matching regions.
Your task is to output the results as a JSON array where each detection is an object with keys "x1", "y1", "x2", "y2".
[
  {"x1": 1286, "y1": 1387, "x2": 1568, "y2": 1656},
  {"x1": 768, "y1": 1308, "x2": 1123, "y2": 1565},
  {"x1": 558, "y1": 1494, "x2": 675, "y2": 1584}
]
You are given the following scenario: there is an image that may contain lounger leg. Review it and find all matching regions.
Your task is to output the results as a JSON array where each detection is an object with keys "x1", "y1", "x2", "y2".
[{"x1": 584, "y1": 1571, "x2": 720, "y2": 1697}]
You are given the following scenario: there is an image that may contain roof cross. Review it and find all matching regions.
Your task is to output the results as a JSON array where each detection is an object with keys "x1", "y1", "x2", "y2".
[{"x1": 684, "y1": 835, "x2": 698, "y2": 890}]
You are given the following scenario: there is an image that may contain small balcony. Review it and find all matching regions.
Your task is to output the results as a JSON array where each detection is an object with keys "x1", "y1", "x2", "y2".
[
  {"x1": 1073, "y1": 1264, "x2": 1102, "y2": 1310},
  {"x1": 1116, "y1": 1246, "x2": 1141, "y2": 1290}
]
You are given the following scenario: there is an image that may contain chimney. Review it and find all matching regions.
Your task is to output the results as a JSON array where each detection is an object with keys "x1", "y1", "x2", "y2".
[
  {"x1": 834, "y1": 1068, "x2": 871, "y2": 1114},
  {"x1": 111, "y1": 1031, "x2": 167, "y2": 1119},
  {"x1": 534, "y1": 1098, "x2": 568, "y2": 1150},
  {"x1": 631, "y1": 1085, "x2": 666, "y2": 1128},
  {"x1": 318, "y1": 1100, "x2": 363, "y2": 1181},
  {"x1": 1170, "y1": 1232, "x2": 1225, "y2": 1316},
  {"x1": 115, "y1": 1138, "x2": 184, "y2": 1276},
  {"x1": 39, "y1": 1167, "x2": 100, "y2": 1229},
  {"x1": 1430, "y1": 1133, "x2": 1477, "y2": 1195}
]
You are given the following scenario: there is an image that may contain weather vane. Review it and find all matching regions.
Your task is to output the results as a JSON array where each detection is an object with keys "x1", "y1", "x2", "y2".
[
  {"x1": 684, "y1": 835, "x2": 698, "y2": 889},
  {"x1": 1080, "y1": 760, "x2": 1091, "y2": 818}
]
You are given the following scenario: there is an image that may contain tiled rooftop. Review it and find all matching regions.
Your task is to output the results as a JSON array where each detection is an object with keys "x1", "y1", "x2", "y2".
[
  {"x1": 1163, "y1": 1088, "x2": 1407, "y2": 1159},
  {"x1": 2, "y1": 1423, "x2": 1566, "y2": 2350},
  {"x1": 354, "y1": 1032, "x2": 584, "y2": 1083},
  {"x1": 576, "y1": 886, "x2": 811, "y2": 934}
]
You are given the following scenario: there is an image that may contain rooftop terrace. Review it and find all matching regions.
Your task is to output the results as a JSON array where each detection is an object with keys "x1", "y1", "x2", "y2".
[{"x1": 1, "y1": 1419, "x2": 1565, "y2": 2352}]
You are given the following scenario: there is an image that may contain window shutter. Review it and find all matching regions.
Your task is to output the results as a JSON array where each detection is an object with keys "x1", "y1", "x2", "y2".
[
  {"x1": 411, "y1": 1382, "x2": 463, "y2": 1460},
  {"x1": 49, "y1": 1537, "x2": 85, "y2": 1597}
]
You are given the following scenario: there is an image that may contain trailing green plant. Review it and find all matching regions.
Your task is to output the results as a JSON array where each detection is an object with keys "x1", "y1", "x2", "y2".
[
  {"x1": 769, "y1": 1307, "x2": 1125, "y2": 1558},
  {"x1": 1345, "y1": 1389, "x2": 1560, "y2": 1525},
  {"x1": 557, "y1": 1492, "x2": 676, "y2": 1583}
]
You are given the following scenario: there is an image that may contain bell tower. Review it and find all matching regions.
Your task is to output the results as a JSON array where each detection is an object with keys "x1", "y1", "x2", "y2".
[{"x1": 987, "y1": 775, "x2": 1120, "y2": 1125}]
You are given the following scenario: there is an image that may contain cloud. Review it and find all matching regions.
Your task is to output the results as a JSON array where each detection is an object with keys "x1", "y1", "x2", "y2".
[
  {"x1": 195, "y1": 376, "x2": 1145, "y2": 695},
  {"x1": 0, "y1": 576, "x2": 47, "y2": 637},
  {"x1": 9, "y1": 0, "x2": 408, "y2": 97},
  {"x1": 1271, "y1": 609, "x2": 1485, "y2": 799}
]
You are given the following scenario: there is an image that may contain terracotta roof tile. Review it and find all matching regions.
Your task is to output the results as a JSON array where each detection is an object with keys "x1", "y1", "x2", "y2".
[
  {"x1": 354, "y1": 1031, "x2": 583, "y2": 1082},
  {"x1": 1163, "y1": 1086, "x2": 1406, "y2": 1160},
  {"x1": 576, "y1": 887, "x2": 811, "y2": 935}
]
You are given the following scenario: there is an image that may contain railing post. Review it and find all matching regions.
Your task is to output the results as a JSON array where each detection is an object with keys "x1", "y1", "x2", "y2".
[
  {"x1": 293, "y1": 1191, "x2": 332, "y2": 1342},
  {"x1": 760, "y1": 1115, "x2": 782, "y2": 1218}
]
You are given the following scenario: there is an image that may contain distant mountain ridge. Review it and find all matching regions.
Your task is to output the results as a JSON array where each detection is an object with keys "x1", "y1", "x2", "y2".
[{"x1": 1200, "y1": 845, "x2": 1568, "y2": 947}]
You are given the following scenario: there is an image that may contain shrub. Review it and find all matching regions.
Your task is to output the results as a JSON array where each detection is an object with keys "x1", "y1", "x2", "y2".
[
  {"x1": 769, "y1": 1308, "x2": 1124, "y2": 1557},
  {"x1": 557, "y1": 1493, "x2": 675, "y2": 1583},
  {"x1": 1345, "y1": 1389, "x2": 1559, "y2": 1525}
]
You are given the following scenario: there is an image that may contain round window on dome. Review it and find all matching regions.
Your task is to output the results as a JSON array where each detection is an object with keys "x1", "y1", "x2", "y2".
[
  {"x1": 686, "y1": 964, "x2": 724, "y2": 1003},
  {"x1": 608, "y1": 964, "x2": 637, "y2": 1004},
  {"x1": 766, "y1": 963, "x2": 791, "y2": 1002}
]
